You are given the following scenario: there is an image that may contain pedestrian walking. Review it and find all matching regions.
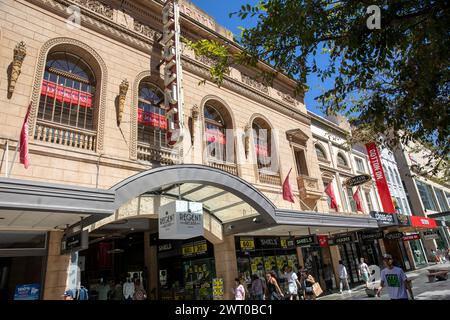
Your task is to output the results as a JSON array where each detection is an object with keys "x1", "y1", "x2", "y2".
[
  {"x1": 323, "y1": 264, "x2": 333, "y2": 293},
  {"x1": 265, "y1": 272, "x2": 284, "y2": 300},
  {"x1": 123, "y1": 277, "x2": 135, "y2": 300},
  {"x1": 133, "y1": 279, "x2": 147, "y2": 300},
  {"x1": 250, "y1": 274, "x2": 265, "y2": 300},
  {"x1": 338, "y1": 260, "x2": 351, "y2": 294},
  {"x1": 376, "y1": 254, "x2": 414, "y2": 300},
  {"x1": 284, "y1": 266, "x2": 302, "y2": 300},
  {"x1": 301, "y1": 269, "x2": 316, "y2": 300},
  {"x1": 233, "y1": 278, "x2": 246, "y2": 300},
  {"x1": 358, "y1": 258, "x2": 370, "y2": 288}
]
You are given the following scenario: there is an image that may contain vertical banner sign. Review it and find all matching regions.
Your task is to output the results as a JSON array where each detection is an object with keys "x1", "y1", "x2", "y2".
[
  {"x1": 162, "y1": 0, "x2": 184, "y2": 146},
  {"x1": 365, "y1": 142, "x2": 396, "y2": 213}
]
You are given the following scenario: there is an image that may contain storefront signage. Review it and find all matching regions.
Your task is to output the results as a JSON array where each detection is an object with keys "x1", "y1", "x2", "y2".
[
  {"x1": 257, "y1": 237, "x2": 280, "y2": 248},
  {"x1": 384, "y1": 231, "x2": 404, "y2": 240},
  {"x1": 422, "y1": 230, "x2": 439, "y2": 240},
  {"x1": 366, "y1": 142, "x2": 396, "y2": 213},
  {"x1": 403, "y1": 233, "x2": 420, "y2": 241},
  {"x1": 159, "y1": 200, "x2": 203, "y2": 239},
  {"x1": 161, "y1": 0, "x2": 183, "y2": 145},
  {"x1": 396, "y1": 213, "x2": 411, "y2": 227},
  {"x1": 158, "y1": 243, "x2": 173, "y2": 252},
  {"x1": 239, "y1": 237, "x2": 255, "y2": 251},
  {"x1": 370, "y1": 211, "x2": 397, "y2": 226},
  {"x1": 61, "y1": 230, "x2": 88, "y2": 254},
  {"x1": 317, "y1": 235, "x2": 328, "y2": 247},
  {"x1": 295, "y1": 235, "x2": 316, "y2": 247},
  {"x1": 333, "y1": 234, "x2": 353, "y2": 244},
  {"x1": 14, "y1": 284, "x2": 40, "y2": 300},
  {"x1": 359, "y1": 231, "x2": 384, "y2": 241},
  {"x1": 280, "y1": 237, "x2": 295, "y2": 249},
  {"x1": 343, "y1": 174, "x2": 371, "y2": 187},
  {"x1": 212, "y1": 278, "x2": 224, "y2": 300},
  {"x1": 410, "y1": 216, "x2": 438, "y2": 229},
  {"x1": 182, "y1": 240, "x2": 208, "y2": 257}
]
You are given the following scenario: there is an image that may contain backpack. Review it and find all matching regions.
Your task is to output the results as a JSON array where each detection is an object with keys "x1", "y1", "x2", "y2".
[{"x1": 77, "y1": 287, "x2": 89, "y2": 300}]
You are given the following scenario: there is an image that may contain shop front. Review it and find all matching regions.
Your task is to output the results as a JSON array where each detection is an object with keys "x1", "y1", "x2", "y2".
[
  {"x1": 155, "y1": 236, "x2": 215, "y2": 300},
  {"x1": 235, "y1": 236, "x2": 299, "y2": 293},
  {"x1": 0, "y1": 231, "x2": 48, "y2": 300},
  {"x1": 357, "y1": 230, "x2": 384, "y2": 267},
  {"x1": 402, "y1": 233, "x2": 427, "y2": 266}
]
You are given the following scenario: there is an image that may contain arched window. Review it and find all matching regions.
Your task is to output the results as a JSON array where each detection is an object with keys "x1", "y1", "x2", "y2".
[
  {"x1": 204, "y1": 104, "x2": 229, "y2": 162},
  {"x1": 137, "y1": 81, "x2": 165, "y2": 147},
  {"x1": 337, "y1": 153, "x2": 348, "y2": 167},
  {"x1": 37, "y1": 52, "x2": 96, "y2": 130},
  {"x1": 315, "y1": 144, "x2": 327, "y2": 160},
  {"x1": 252, "y1": 118, "x2": 272, "y2": 171}
]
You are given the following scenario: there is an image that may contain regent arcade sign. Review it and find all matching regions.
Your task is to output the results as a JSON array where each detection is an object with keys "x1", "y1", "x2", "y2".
[
  {"x1": 159, "y1": 200, "x2": 203, "y2": 239},
  {"x1": 343, "y1": 174, "x2": 372, "y2": 187}
]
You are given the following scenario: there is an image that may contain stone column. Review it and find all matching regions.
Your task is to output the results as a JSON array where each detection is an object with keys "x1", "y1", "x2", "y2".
[
  {"x1": 329, "y1": 245, "x2": 341, "y2": 286},
  {"x1": 144, "y1": 232, "x2": 158, "y2": 300},
  {"x1": 296, "y1": 246, "x2": 304, "y2": 267},
  {"x1": 214, "y1": 235, "x2": 238, "y2": 300},
  {"x1": 43, "y1": 231, "x2": 71, "y2": 300}
]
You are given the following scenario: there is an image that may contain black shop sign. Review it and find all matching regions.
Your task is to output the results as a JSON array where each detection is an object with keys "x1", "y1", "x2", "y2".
[
  {"x1": 295, "y1": 235, "x2": 317, "y2": 247},
  {"x1": 370, "y1": 211, "x2": 397, "y2": 226},
  {"x1": 359, "y1": 231, "x2": 384, "y2": 242},
  {"x1": 384, "y1": 231, "x2": 404, "y2": 240},
  {"x1": 333, "y1": 234, "x2": 353, "y2": 245},
  {"x1": 61, "y1": 230, "x2": 88, "y2": 254},
  {"x1": 257, "y1": 237, "x2": 280, "y2": 249}
]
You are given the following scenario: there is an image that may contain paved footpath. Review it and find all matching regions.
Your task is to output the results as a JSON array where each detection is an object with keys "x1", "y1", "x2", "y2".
[{"x1": 317, "y1": 263, "x2": 450, "y2": 300}]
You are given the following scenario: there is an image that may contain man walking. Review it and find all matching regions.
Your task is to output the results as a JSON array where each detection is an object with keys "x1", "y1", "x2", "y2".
[
  {"x1": 358, "y1": 258, "x2": 370, "y2": 288},
  {"x1": 338, "y1": 260, "x2": 351, "y2": 294},
  {"x1": 376, "y1": 254, "x2": 414, "y2": 300}
]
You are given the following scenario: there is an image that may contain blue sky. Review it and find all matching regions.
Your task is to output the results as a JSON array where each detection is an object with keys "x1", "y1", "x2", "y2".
[{"x1": 190, "y1": 0, "x2": 333, "y2": 116}]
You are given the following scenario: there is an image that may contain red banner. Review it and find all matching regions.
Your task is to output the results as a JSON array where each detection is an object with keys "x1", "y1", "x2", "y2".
[
  {"x1": 255, "y1": 144, "x2": 269, "y2": 156},
  {"x1": 366, "y1": 142, "x2": 396, "y2": 213},
  {"x1": 41, "y1": 80, "x2": 92, "y2": 108},
  {"x1": 403, "y1": 233, "x2": 421, "y2": 241},
  {"x1": 410, "y1": 216, "x2": 438, "y2": 229},
  {"x1": 206, "y1": 128, "x2": 226, "y2": 144},
  {"x1": 138, "y1": 109, "x2": 167, "y2": 129},
  {"x1": 325, "y1": 182, "x2": 338, "y2": 210}
]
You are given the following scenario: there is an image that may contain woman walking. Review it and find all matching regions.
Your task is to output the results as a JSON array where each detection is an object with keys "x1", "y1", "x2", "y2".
[{"x1": 265, "y1": 272, "x2": 284, "y2": 300}]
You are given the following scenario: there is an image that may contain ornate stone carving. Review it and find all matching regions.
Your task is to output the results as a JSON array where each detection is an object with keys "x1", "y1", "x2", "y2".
[
  {"x1": 241, "y1": 74, "x2": 269, "y2": 94},
  {"x1": 244, "y1": 123, "x2": 251, "y2": 159},
  {"x1": 8, "y1": 41, "x2": 27, "y2": 95},
  {"x1": 182, "y1": 58, "x2": 311, "y2": 126},
  {"x1": 277, "y1": 91, "x2": 297, "y2": 105},
  {"x1": 134, "y1": 20, "x2": 161, "y2": 40},
  {"x1": 191, "y1": 104, "x2": 199, "y2": 120},
  {"x1": 71, "y1": 0, "x2": 113, "y2": 19},
  {"x1": 117, "y1": 79, "x2": 129, "y2": 125},
  {"x1": 28, "y1": 37, "x2": 108, "y2": 152}
]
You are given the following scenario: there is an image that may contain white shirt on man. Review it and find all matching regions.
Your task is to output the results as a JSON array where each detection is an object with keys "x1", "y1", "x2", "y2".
[
  {"x1": 381, "y1": 266, "x2": 408, "y2": 299},
  {"x1": 338, "y1": 264, "x2": 348, "y2": 279},
  {"x1": 123, "y1": 281, "x2": 135, "y2": 299}
]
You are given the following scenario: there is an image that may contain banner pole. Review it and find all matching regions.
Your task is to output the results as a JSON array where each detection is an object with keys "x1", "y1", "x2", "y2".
[{"x1": 8, "y1": 140, "x2": 20, "y2": 177}]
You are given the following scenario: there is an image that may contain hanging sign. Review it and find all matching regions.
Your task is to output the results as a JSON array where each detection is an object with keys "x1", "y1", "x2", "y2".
[
  {"x1": 333, "y1": 234, "x2": 353, "y2": 245},
  {"x1": 343, "y1": 174, "x2": 372, "y2": 187},
  {"x1": 161, "y1": 0, "x2": 183, "y2": 146},
  {"x1": 366, "y1": 142, "x2": 396, "y2": 213},
  {"x1": 317, "y1": 235, "x2": 329, "y2": 247},
  {"x1": 61, "y1": 230, "x2": 88, "y2": 254},
  {"x1": 422, "y1": 230, "x2": 439, "y2": 240},
  {"x1": 280, "y1": 237, "x2": 295, "y2": 249},
  {"x1": 159, "y1": 200, "x2": 203, "y2": 239}
]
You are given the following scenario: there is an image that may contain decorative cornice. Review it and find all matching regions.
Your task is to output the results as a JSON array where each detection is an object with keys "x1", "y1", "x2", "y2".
[
  {"x1": 182, "y1": 57, "x2": 311, "y2": 126},
  {"x1": 241, "y1": 74, "x2": 269, "y2": 94}
]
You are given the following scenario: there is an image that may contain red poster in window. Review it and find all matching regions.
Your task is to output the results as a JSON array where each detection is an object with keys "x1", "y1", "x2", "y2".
[
  {"x1": 45, "y1": 81, "x2": 56, "y2": 97},
  {"x1": 256, "y1": 144, "x2": 269, "y2": 156},
  {"x1": 138, "y1": 108, "x2": 143, "y2": 123},
  {"x1": 71, "y1": 90, "x2": 80, "y2": 104},
  {"x1": 98, "y1": 242, "x2": 112, "y2": 268},
  {"x1": 158, "y1": 114, "x2": 167, "y2": 129},
  {"x1": 79, "y1": 92, "x2": 93, "y2": 108},
  {"x1": 41, "y1": 80, "x2": 48, "y2": 95},
  {"x1": 206, "y1": 129, "x2": 226, "y2": 145},
  {"x1": 63, "y1": 87, "x2": 72, "y2": 103},
  {"x1": 55, "y1": 85, "x2": 64, "y2": 101},
  {"x1": 150, "y1": 112, "x2": 159, "y2": 127}
]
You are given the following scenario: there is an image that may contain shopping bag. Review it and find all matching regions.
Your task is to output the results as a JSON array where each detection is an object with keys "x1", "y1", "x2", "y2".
[{"x1": 312, "y1": 282, "x2": 323, "y2": 297}]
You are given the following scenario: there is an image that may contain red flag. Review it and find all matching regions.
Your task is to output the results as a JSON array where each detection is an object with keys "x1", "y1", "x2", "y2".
[
  {"x1": 282, "y1": 168, "x2": 295, "y2": 203},
  {"x1": 324, "y1": 182, "x2": 338, "y2": 210},
  {"x1": 19, "y1": 104, "x2": 31, "y2": 169},
  {"x1": 353, "y1": 187, "x2": 364, "y2": 213}
]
